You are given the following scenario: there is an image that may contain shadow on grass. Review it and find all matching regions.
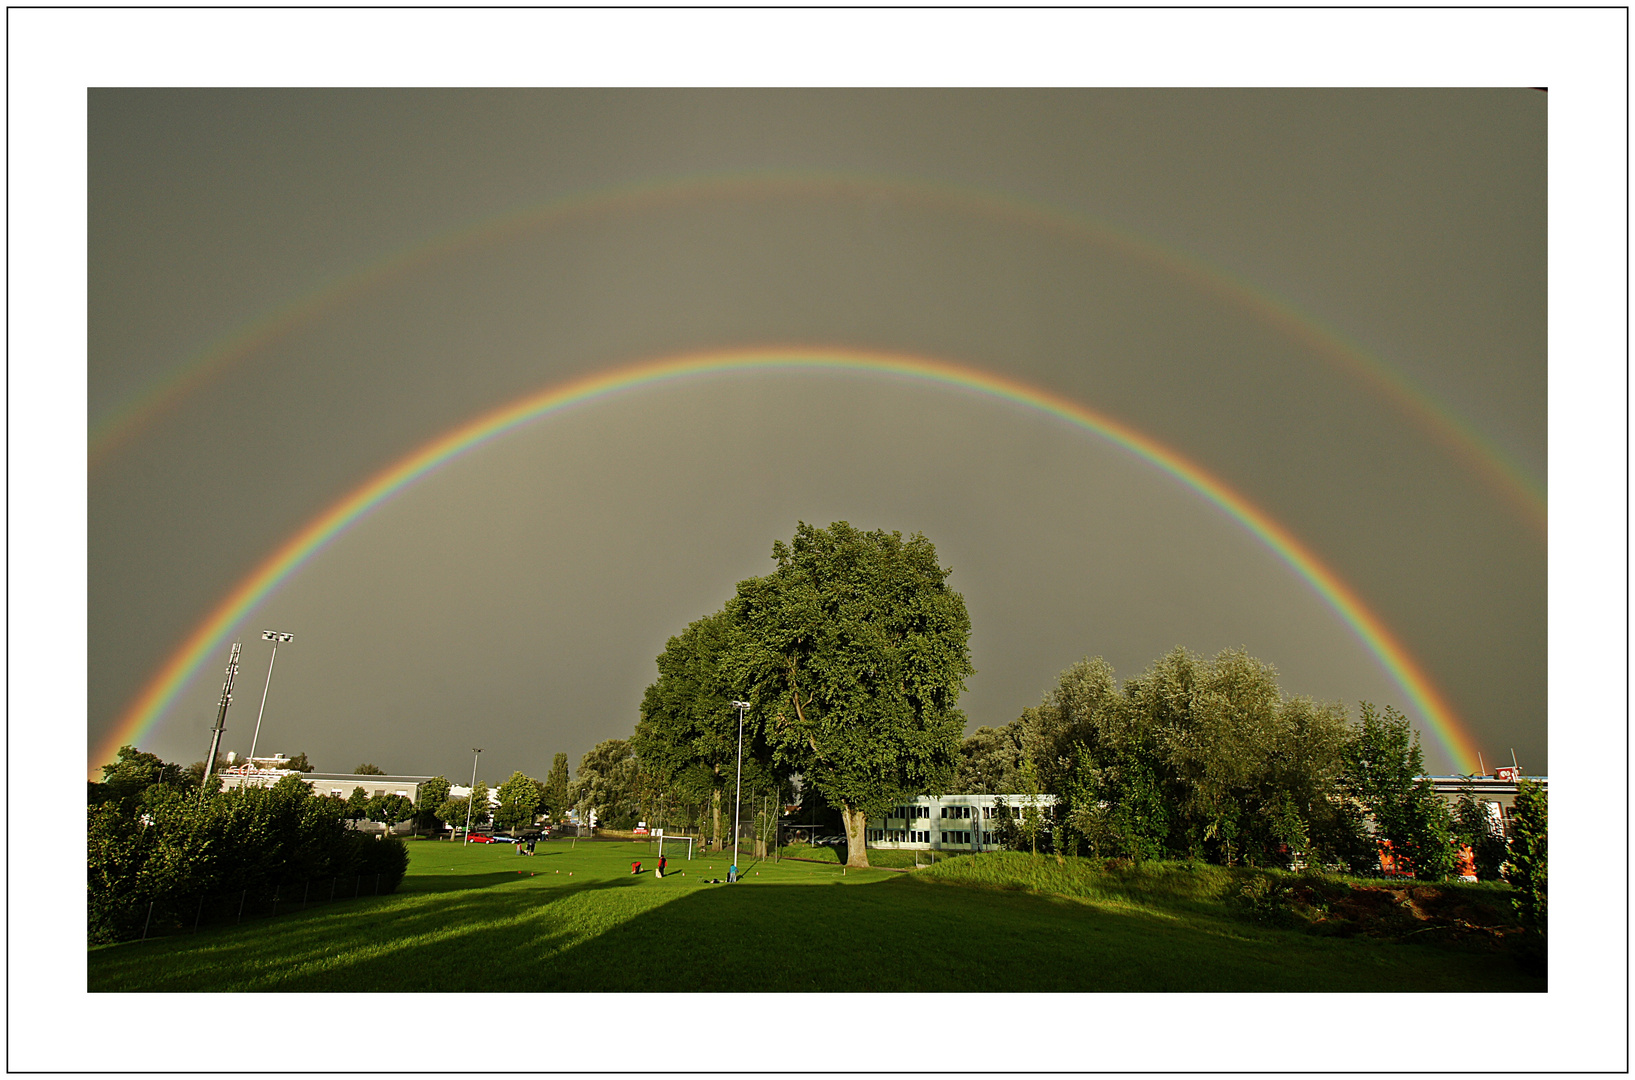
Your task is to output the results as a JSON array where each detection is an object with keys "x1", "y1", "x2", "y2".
[
  {"x1": 90, "y1": 871, "x2": 1547, "y2": 994},
  {"x1": 88, "y1": 876, "x2": 643, "y2": 992},
  {"x1": 395, "y1": 869, "x2": 562, "y2": 894},
  {"x1": 508, "y1": 876, "x2": 1548, "y2": 993}
]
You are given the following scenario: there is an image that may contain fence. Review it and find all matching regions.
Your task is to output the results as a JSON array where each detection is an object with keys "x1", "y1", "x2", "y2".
[{"x1": 102, "y1": 872, "x2": 399, "y2": 945}]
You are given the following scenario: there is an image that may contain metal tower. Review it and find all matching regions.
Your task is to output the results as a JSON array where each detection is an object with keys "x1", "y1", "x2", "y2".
[{"x1": 201, "y1": 641, "x2": 242, "y2": 791}]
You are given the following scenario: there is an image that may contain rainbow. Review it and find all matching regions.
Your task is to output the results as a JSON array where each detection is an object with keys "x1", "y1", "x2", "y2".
[
  {"x1": 88, "y1": 171, "x2": 1545, "y2": 535},
  {"x1": 93, "y1": 346, "x2": 1483, "y2": 777}
]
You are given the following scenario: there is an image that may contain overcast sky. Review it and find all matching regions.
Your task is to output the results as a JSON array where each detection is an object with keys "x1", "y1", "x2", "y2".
[{"x1": 87, "y1": 88, "x2": 1546, "y2": 782}]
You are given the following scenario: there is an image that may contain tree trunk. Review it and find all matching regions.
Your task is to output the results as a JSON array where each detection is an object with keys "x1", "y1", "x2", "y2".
[
  {"x1": 711, "y1": 789, "x2": 723, "y2": 852},
  {"x1": 841, "y1": 804, "x2": 870, "y2": 868}
]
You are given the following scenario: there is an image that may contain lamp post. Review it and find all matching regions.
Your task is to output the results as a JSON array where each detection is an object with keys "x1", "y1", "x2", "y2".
[
  {"x1": 730, "y1": 699, "x2": 751, "y2": 880},
  {"x1": 463, "y1": 748, "x2": 482, "y2": 844},
  {"x1": 248, "y1": 631, "x2": 294, "y2": 769}
]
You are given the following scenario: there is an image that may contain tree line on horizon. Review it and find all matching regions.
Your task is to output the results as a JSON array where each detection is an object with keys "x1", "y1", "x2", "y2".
[{"x1": 589, "y1": 521, "x2": 1536, "y2": 888}]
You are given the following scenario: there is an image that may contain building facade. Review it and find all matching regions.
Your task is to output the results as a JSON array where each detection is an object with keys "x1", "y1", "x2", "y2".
[
  {"x1": 864, "y1": 793, "x2": 1059, "y2": 852},
  {"x1": 214, "y1": 768, "x2": 435, "y2": 804}
]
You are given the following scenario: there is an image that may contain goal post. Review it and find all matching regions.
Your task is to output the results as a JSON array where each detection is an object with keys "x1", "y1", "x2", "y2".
[{"x1": 649, "y1": 830, "x2": 695, "y2": 860}]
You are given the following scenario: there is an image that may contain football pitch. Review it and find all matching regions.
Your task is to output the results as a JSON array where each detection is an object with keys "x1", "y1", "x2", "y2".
[{"x1": 87, "y1": 839, "x2": 1543, "y2": 992}]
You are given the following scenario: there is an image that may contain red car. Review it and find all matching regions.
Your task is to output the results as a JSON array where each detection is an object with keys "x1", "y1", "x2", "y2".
[{"x1": 462, "y1": 833, "x2": 497, "y2": 843}]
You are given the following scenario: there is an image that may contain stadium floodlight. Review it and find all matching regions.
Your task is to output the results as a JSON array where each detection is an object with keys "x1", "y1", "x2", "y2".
[
  {"x1": 247, "y1": 631, "x2": 294, "y2": 768},
  {"x1": 464, "y1": 748, "x2": 483, "y2": 843},
  {"x1": 730, "y1": 700, "x2": 751, "y2": 880}
]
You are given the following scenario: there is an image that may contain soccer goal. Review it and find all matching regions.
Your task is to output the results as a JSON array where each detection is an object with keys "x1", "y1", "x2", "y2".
[{"x1": 649, "y1": 830, "x2": 696, "y2": 860}]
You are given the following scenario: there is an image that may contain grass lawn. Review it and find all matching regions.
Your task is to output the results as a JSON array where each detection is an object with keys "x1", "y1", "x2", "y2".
[{"x1": 87, "y1": 840, "x2": 1543, "y2": 992}]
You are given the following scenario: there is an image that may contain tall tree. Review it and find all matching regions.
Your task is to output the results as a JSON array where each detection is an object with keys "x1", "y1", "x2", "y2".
[
  {"x1": 495, "y1": 771, "x2": 541, "y2": 832},
  {"x1": 1340, "y1": 702, "x2": 1455, "y2": 879},
  {"x1": 542, "y1": 753, "x2": 571, "y2": 821},
  {"x1": 571, "y1": 740, "x2": 642, "y2": 828},
  {"x1": 632, "y1": 607, "x2": 758, "y2": 851},
  {"x1": 283, "y1": 751, "x2": 315, "y2": 772},
  {"x1": 1505, "y1": 780, "x2": 1547, "y2": 931},
  {"x1": 353, "y1": 763, "x2": 386, "y2": 775},
  {"x1": 732, "y1": 522, "x2": 973, "y2": 868}
]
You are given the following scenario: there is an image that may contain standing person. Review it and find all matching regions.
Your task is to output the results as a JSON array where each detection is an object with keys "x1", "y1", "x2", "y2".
[
  {"x1": 516, "y1": 839, "x2": 525, "y2": 855},
  {"x1": 656, "y1": 854, "x2": 667, "y2": 879}
]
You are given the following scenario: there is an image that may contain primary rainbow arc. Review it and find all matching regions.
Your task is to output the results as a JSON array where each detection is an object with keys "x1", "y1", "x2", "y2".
[{"x1": 94, "y1": 346, "x2": 1483, "y2": 777}]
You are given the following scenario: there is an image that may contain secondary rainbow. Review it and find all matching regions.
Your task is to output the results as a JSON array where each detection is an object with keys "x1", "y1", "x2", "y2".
[
  {"x1": 88, "y1": 171, "x2": 1544, "y2": 535},
  {"x1": 94, "y1": 347, "x2": 1483, "y2": 776}
]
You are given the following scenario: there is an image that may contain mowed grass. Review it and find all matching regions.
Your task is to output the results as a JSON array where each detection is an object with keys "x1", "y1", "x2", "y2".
[{"x1": 88, "y1": 841, "x2": 1542, "y2": 992}]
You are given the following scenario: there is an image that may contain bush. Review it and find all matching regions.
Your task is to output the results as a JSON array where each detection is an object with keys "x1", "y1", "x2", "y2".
[{"x1": 88, "y1": 774, "x2": 407, "y2": 944}]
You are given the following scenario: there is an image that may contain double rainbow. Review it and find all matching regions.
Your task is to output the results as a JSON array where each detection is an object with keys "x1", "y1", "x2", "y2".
[
  {"x1": 93, "y1": 346, "x2": 1483, "y2": 777},
  {"x1": 89, "y1": 171, "x2": 1544, "y2": 536}
]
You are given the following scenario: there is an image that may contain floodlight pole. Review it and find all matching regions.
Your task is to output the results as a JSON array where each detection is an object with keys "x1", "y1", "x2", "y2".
[
  {"x1": 730, "y1": 700, "x2": 750, "y2": 878},
  {"x1": 463, "y1": 748, "x2": 482, "y2": 844},
  {"x1": 247, "y1": 631, "x2": 294, "y2": 767}
]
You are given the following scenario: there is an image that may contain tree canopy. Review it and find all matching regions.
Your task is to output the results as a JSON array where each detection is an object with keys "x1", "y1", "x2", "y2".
[
  {"x1": 571, "y1": 740, "x2": 643, "y2": 829},
  {"x1": 732, "y1": 522, "x2": 973, "y2": 867},
  {"x1": 495, "y1": 771, "x2": 541, "y2": 831}
]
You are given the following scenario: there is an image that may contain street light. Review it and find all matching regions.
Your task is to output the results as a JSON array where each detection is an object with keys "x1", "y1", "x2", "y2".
[
  {"x1": 730, "y1": 699, "x2": 751, "y2": 881},
  {"x1": 247, "y1": 631, "x2": 294, "y2": 769},
  {"x1": 463, "y1": 748, "x2": 483, "y2": 844}
]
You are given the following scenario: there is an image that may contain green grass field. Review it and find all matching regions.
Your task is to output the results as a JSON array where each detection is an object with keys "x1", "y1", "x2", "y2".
[{"x1": 88, "y1": 840, "x2": 1543, "y2": 992}]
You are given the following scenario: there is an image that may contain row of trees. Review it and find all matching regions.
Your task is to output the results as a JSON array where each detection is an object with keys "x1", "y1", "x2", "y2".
[
  {"x1": 615, "y1": 521, "x2": 1543, "y2": 887},
  {"x1": 959, "y1": 647, "x2": 1548, "y2": 894},
  {"x1": 88, "y1": 747, "x2": 409, "y2": 943},
  {"x1": 957, "y1": 650, "x2": 1465, "y2": 874}
]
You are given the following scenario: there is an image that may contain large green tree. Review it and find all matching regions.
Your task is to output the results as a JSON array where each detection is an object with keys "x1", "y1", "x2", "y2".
[
  {"x1": 571, "y1": 740, "x2": 643, "y2": 829},
  {"x1": 731, "y1": 522, "x2": 974, "y2": 868},
  {"x1": 495, "y1": 771, "x2": 541, "y2": 832}
]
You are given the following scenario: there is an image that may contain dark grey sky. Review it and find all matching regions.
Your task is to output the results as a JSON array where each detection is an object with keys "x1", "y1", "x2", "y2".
[{"x1": 88, "y1": 89, "x2": 1546, "y2": 781}]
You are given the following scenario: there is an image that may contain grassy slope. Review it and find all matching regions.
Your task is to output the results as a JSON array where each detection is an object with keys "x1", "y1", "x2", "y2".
[{"x1": 88, "y1": 841, "x2": 1543, "y2": 992}]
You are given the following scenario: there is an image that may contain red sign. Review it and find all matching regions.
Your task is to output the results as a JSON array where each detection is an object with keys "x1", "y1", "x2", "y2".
[{"x1": 1494, "y1": 767, "x2": 1518, "y2": 781}]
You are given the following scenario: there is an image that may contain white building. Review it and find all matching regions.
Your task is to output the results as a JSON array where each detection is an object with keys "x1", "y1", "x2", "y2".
[
  {"x1": 215, "y1": 768, "x2": 435, "y2": 804},
  {"x1": 864, "y1": 793, "x2": 1059, "y2": 852}
]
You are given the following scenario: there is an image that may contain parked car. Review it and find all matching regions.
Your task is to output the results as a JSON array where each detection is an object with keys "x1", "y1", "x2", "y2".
[
  {"x1": 464, "y1": 833, "x2": 497, "y2": 843},
  {"x1": 490, "y1": 835, "x2": 521, "y2": 845}
]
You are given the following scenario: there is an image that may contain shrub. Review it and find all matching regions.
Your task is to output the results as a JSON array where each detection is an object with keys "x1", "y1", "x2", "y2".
[{"x1": 88, "y1": 773, "x2": 407, "y2": 944}]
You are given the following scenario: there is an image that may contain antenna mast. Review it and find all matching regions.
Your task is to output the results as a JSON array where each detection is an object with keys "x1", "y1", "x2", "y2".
[{"x1": 201, "y1": 642, "x2": 242, "y2": 791}]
